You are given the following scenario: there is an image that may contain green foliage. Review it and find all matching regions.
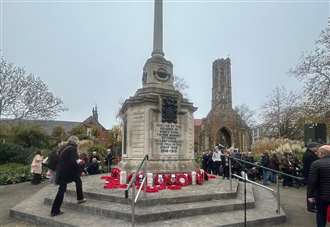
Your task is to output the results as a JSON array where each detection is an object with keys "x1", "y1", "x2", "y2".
[
  {"x1": 87, "y1": 144, "x2": 107, "y2": 160},
  {"x1": 108, "y1": 125, "x2": 122, "y2": 147},
  {"x1": 11, "y1": 124, "x2": 50, "y2": 148},
  {"x1": 0, "y1": 163, "x2": 31, "y2": 185},
  {"x1": 0, "y1": 143, "x2": 36, "y2": 165},
  {"x1": 69, "y1": 125, "x2": 88, "y2": 140},
  {"x1": 0, "y1": 123, "x2": 12, "y2": 142},
  {"x1": 195, "y1": 152, "x2": 202, "y2": 167},
  {"x1": 52, "y1": 126, "x2": 67, "y2": 142}
]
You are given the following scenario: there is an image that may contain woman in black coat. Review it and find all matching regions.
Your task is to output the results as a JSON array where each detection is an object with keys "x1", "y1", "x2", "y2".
[{"x1": 51, "y1": 136, "x2": 86, "y2": 217}]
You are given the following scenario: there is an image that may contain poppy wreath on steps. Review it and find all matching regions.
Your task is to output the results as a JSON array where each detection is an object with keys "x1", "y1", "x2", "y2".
[
  {"x1": 196, "y1": 170, "x2": 204, "y2": 185},
  {"x1": 154, "y1": 174, "x2": 167, "y2": 187},
  {"x1": 146, "y1": 186, "x2": 159, "y2": 193},
  {"x1": 127, "y1": 172, "x2": 144, "y2": 187},
  {"x1": 167, "y1": 184, "x2": 182, "y2": 190},
  {"x1": 111, "y1": 168, "x2": 121, "y2": 178},
  {"x1": 168, "y1": 174, "x2": 177, "y2": 186},
  {"x1": 175, "y1": 173, "x2": 189, "y2": 186}
]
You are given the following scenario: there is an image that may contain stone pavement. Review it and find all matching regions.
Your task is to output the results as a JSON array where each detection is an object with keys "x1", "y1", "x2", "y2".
[
  {"x1": 0, "y1": 181, "x2": 46, "y2": 227},
  {"x1": 273, "y1": 186, "x2": 316, "y2": 227},
  {"x1": 1, "y1": 177, "x2": 316, "y2": 227}
]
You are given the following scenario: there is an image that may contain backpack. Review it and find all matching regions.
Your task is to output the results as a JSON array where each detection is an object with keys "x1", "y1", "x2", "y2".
[{"x1": 44, "y1": 150, "x2": 59, "y2": 171}]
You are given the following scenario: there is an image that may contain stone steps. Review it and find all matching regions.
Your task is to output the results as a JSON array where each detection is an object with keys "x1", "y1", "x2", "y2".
[
  {"x1": 44, "y1": 185, "x2": 254, "y2": 223},
  {"x1": 10, "y1": 184, "x2": 285, "y2": 227},
  {"x1": 65, "y1": 175, "x2": 239, "y2": 206},
  {"x1": 9, "y1": 175, "x2": 286, "y2": 227},
  {"x1": 66, "y1": 185, "x2": 238, "y2": 206}
]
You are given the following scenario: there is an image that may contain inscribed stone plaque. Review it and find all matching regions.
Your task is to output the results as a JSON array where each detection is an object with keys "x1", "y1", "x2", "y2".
[{"x1": 156, "y1": 123, "x2": 181, "y2": 153}]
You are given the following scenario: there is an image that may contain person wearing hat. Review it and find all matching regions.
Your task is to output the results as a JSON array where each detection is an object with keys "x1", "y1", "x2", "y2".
[
  {"x1": 308, "y1": 145, "x2": 330, "y2": 227},
  {"x1": 303, "y1": 142, "x2": 320, "y2": 184},
  {"x1": 51, "y1": 136, "x2": 86, "y2": 217}
]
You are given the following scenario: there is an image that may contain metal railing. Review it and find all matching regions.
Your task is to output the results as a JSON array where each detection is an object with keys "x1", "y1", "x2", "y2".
[
  {"x1": 224, "y1": 153, "x2": 303, "y2": 216},
  {"x1": 232, "y1": 173, "x2": 279, "y2": 227},
  {"x1": 124, "y1": 154, "x2": 149, "y2": 227},
  {"x1": 225, "y1": 154, "x2": 304, "y2": 182}
]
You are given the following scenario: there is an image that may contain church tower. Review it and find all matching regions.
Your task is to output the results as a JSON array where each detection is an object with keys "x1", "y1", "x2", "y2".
[{"x1": 212, "y1": 58, "x2": 232, "y2": 109}]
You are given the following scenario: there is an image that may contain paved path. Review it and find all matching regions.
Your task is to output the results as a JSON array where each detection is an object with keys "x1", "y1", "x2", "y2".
[
  {"x1": 275, "y1": 186, "x2": 316, "y2": 227},
  {"x1": 0, "y1": 182, "x2": 317, "y2": 227},
  {"x1": 0, "y1": 181, "x2": 46, "y2": 227}
]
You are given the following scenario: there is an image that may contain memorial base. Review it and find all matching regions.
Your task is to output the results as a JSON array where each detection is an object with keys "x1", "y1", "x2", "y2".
[{"x1": 119, "y1": 158, "x2": 197, "y2": 173}]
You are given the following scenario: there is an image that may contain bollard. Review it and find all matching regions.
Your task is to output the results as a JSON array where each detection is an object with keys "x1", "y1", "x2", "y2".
[
  {"x1": 120, "y1": 171, "x2": 127, "y2": 185},
  {"x1": 192, "y1": 171, "x2": 196, "y2": 185}
]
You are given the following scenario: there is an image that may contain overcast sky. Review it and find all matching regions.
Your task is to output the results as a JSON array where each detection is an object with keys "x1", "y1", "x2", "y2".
[{"x1": 1, "y1": 0, "x2": 329, "y2": 128}]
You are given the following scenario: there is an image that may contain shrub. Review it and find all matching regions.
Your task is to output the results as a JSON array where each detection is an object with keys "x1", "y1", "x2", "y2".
[
  {"x1": 0, "y1": 143, "x2": 36, "y2": 165},
  {"x1": 12, "y1": 124, "x2": 50, "y2": 148},
  {"x1": 87, "y1": 144, "x2": 107, "y2": 161},
  {"x1": 252, "y1": 137, "x2": 305, "y2": 161},
  {"x1": 0, "y1": 163, "x2": 31, "y2": 185}
]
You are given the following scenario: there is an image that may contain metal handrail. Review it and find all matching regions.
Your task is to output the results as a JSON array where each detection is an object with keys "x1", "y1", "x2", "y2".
[
  {"x1": 221, "y1": 153, "x2": 304, "y2": 181},
  {"x1": 135, "y1": 176, "x2": 146, "y2": 203},
  {"x1": 232, "y1": 174, "x2": 274, "y2": 192},
  {"x1": 232, "y1": 172, "x2": 281, "y2": 215},
  {"x1": 125, "y1": 154, "x2": 149, "y2": 199},
  {"x1": 124, "y1": 154, "x2": 148, "y2": 227}
]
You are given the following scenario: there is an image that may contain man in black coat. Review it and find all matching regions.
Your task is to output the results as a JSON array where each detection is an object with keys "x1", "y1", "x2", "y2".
[
  {"x1": 51, "y1": 136, "x2": 86, "y2": 217},
  {"x1": 105, "y1": 148, "x2": 113, "y2": 173},
  {"x1": 308, "y1": 145, "x2": 330, "y2": 227},
  {"x1": 303, "y1": 142, "x2": 320, "y2": 184}
]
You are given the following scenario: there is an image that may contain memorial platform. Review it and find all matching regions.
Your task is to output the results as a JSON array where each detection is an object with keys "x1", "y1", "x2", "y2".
[{"x1": 10, "y1": 174, "x2": 286, "y2": 227}]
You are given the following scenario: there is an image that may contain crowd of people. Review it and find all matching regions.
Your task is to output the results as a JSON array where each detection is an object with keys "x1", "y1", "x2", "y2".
[
  {"x1": 201, "y1": 145, "x2": 303, "y2": 187},
  {"x1": 201, "y1": 142, "x2": 330, "y2": 227}
]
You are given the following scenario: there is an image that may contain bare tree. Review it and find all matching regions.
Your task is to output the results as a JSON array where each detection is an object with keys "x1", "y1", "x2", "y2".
[
  {"x1": 0, "y1": 57, "x2": 66, "y2": 120},
  {"x1": 291, "y1": 27, "x2": 330, "y2": 115},
  {"x1": 173, "y1": 75, "x2": 189, "y2": 98},
  {"x1": 262, "y1": 86, "x2": 303, "y2": 139},
  {"x1": 234, "y1": 104, "x2": 256, "y2": 128}
]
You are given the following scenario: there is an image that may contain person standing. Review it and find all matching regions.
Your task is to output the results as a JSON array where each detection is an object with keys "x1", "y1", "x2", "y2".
[
  {"x1": 222, "y1": 149, "x2": 230, "y2": 179},
  {"x1": 282, "y1": 152, "x2": 294, "y2": 187},
  {"x1": 202, "y1": 151, "x2": 209, "y2": 172},
  {"x1": 212, "y1": 147, "x2": 222, "y2": 175},
  {"x1": 105, "y1": 148, "x2": 113, "y2": 173},
  {"x1": 268, "y1": 153, "x2": 280, "y2": 183},
  {"x1": 31, "y1": 151, "x2": 44, "y2": 185},
  {"x1": 307, "y1": 145, "x2": 330, "y2": 227},
  {"x1": 208, "y1": 150, "x2": 214, "y2": 174},
  {"x1": 51, "y1": 136, "x2": 86, "y2": 217},
  {"x1": 261, "y1": 152, "x2": 271, "y2": 185},
  {"x1": 303, "y1": 142, "x2": 320, "y2": 184}
]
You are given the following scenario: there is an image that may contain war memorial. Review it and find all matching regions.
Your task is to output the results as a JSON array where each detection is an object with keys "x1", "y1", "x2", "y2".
[{"x1": 9, "y1": 0, "x2": 287, "y2": 226}]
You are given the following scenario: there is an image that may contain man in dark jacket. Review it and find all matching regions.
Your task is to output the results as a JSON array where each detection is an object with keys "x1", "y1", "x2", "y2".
[
  {"x1": 307, "y1": 145, "x2": 330, "y2": 227},
  {"x1": 51, "y1": 136, "x2": 86, "y2": 217},
  {"x1": 303, "y1": 142, "x2": 320, "y2": 184},
  {"x1": 261, "y1": 152, "x2": 270, "y2": 185}
]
